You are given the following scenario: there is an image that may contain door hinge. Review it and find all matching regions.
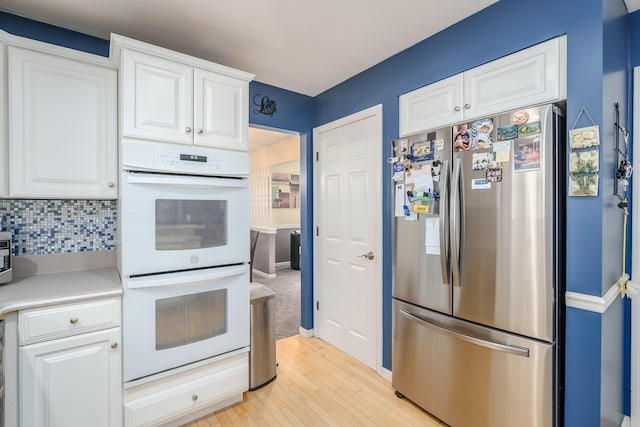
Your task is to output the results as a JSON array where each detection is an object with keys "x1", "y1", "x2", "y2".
[
  {"x1": 316, "y1": 301, "x2": 319, "y2": 310},
  {"x1": 316, "y1": 226, "x2": 319, "y2": 236},
  {"x1": 316, "y1": 152, "x2": 319, "y2": 162}
]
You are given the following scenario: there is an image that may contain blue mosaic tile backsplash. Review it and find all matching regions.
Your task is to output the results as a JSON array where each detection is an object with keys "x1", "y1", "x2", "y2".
[{"x1": 0, "y1": 200, "x2": 116, "y2": 256}]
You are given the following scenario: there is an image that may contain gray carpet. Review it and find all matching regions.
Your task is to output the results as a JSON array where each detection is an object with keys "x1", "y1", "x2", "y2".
[{"x1": 253, "y1": 268, "x2": 301, "y2": 340}]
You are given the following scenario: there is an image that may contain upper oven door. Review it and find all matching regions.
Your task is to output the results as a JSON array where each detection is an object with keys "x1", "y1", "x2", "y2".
[{"x1": 120, "y1": 171, "x2": 249, "y2": 276}]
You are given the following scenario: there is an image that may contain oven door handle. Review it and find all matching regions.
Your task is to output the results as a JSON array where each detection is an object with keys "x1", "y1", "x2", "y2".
[
  {"x1": 125, "y1": 174, "x2": 248, "y2": 189},
  {"x1": 127, "y1": 264, "x2": 249, "y2": 289}
]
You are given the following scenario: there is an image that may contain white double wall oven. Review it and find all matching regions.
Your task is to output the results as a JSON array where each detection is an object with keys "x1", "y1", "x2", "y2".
[{"x1": 119, "y1": 139, "x2": 250, "y2": 382}]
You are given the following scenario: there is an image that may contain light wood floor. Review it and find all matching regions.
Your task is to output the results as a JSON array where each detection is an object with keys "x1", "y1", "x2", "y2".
[{"x1": 183, "y1": 335, "x2": 445, "y2": 426}]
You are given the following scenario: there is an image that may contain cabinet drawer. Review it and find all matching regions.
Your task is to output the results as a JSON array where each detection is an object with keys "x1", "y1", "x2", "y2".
[
  {"x1": 19, "y1": 298, "x2": 121, "y2": 345},
  {"x1": 124, "y1": 352, "x2": 248, "y2": 427}
]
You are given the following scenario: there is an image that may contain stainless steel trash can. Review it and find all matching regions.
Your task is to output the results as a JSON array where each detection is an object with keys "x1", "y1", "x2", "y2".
[{"x1": 249, "y1": 283, "x2": 277, "y2": 390}]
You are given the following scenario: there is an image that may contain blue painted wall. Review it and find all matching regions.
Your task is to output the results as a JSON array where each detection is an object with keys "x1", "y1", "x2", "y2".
[
  {"x1": 313, "y1": 0, "x2": 625, "y2": 424},
  {"x1": 624, "y1": 7, "x2": 640, "y2": 417},
  {"x1": 248, "y1": 81, "x2": 315, "y2": 329},
  {"x1": 0, "y1": 12, "x2": 108, "y2": 56}
]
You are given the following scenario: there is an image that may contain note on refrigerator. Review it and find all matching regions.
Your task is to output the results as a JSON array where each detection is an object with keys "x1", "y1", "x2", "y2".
[
  {"x1": 395, "y1": 184, "x2": 405, "y2": 217},
  {"x1": 425, "y1": 217, "x2": 440, "y2": 255},
  {"x1": 413, "y1": 165, "x2": 434, "y2": 192}
]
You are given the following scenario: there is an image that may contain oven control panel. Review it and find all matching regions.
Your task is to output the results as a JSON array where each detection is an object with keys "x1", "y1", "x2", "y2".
[
  {"x1": 121, "y1": 139, "x2": 249, "y2": 177},
  {"x1": 156, "y1": 150, "x2": 224, "y2": 172}
]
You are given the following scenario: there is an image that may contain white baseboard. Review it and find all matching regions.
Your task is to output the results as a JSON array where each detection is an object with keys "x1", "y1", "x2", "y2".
[
  {"x1": 299, "y1": 327, "x2": 314, "y2": 338},
  {"x1": 379, "y1": 367, "x2": 392, "y2": 382},
  {"x1": 622, "y1": 415, "x2": 630, "y2": 427},
  {"x1": 252, "y1": 269, "x2": 276, "y2": 279},
  {"x1": 275, "y1": 261, "x2": 291, "y2": 270}
]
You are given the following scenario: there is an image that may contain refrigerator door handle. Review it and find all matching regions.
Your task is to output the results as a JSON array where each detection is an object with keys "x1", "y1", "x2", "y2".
[
  {"x1": 450, "y1": 159, "x2": 462, "y2": 287},
  {"x1": 439, "y1": 160, "x2": 450, "y2": 285},
  {"x1": 399, "y1": 309, "x2": 530, "y2": 358}
]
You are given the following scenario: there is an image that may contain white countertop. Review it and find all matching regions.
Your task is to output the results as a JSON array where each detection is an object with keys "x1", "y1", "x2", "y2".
[{"x1": 0, "y1": 267, "x2": 122, "y2": 316}]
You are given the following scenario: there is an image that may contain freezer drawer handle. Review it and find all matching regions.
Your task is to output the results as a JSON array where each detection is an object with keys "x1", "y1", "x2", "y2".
[{"x1": 399, "y1": 309, "x2": 530, "y2": 358}]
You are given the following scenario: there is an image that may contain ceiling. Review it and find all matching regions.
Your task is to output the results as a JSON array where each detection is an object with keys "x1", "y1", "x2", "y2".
[
  {"x1": 248, "y1": 127, "x2": 295, "y2": 152},
  {"x1": 626, "y1": 0, "x2": 640, "y2": 12},
  {"x1": 0, "y1": 0, "x2": 498, "y2": 96}
]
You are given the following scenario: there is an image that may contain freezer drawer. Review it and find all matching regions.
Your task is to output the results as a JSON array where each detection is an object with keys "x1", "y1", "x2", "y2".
[{"x1": 392, "y1": 300, "x2": 554, "y2": 427}]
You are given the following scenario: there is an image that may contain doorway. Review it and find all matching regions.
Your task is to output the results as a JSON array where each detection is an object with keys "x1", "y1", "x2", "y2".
[{"x1": 248, "y1": 126, "x2": 301, "y2": 340}]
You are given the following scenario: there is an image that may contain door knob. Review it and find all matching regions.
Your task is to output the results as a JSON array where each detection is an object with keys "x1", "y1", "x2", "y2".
[
  {"x1": 197, "y1": 128, "x2": 204, "y2": 134},
  {"x1": 185, "y1": 126, "x2": 192, "y2": 133},
  {"x1": 454, "y1": 106, "x2": 461, "y2": 112},
  {"x1": 358, "y1": 251, "x2": 375, "y2": 261}
]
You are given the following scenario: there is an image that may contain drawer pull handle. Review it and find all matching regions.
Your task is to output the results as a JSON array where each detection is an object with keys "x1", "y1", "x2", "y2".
[
  {"x1": 192, "y1": 394, "x2": 198, "y2": 401},
  {"x1": 111, "y1": 342, "x2": 118, "y2": 349},
  {"x1": 69, "y1": 317, "x2": 79, "y2": 324}
]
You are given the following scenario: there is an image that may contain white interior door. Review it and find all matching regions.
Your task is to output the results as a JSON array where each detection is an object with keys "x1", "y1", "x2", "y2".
[{"x1": 313, "y1": 105, "x2": 382, "y2": 370}]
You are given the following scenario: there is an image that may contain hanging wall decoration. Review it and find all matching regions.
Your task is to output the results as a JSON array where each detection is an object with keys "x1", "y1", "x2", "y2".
[
  {"x1": 568, "y1": 107, "x2": 600, "y2": 197},
  {"x1": 253, "y1": 95, "x2": 277, "y2": 116}
]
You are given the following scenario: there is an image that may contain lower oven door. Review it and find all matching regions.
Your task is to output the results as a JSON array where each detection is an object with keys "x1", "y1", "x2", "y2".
[
  {"x1": 122, "y1": 264, "x2": 249, "y2": 382},
  {"x1": 120, "y1": 171, "x2": 249, "y2": 276}
]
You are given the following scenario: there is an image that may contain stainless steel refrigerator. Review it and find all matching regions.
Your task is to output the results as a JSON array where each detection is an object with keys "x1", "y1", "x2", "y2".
[{"x1": 391, "y1": 103, "x2": 565, "y2": 427}]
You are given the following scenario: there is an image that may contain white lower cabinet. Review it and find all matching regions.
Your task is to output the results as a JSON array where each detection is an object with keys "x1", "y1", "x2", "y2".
[
  {"x1": 20, "y1": 327, "x2": 123, "y2": 427},
  {"x1": 18, "y1": 297, "x2": 123, "y2": 427},
  {"x1": 124, "y1": 351, "x2": 248, "y2": 427}
]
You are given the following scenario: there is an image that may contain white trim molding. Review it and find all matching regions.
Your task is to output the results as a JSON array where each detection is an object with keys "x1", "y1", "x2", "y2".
[
  {"x1": 252, "y1": 269, "x2": 276, "y2": 280},
  {"x1": 0, "y1": 28, "x2": 114, "y2": 69},
  {"x1": 380, "y1": 368, "x2": 392, "y2": 382},
  {"x1": 298, "y1": 327, "x2": 314, "y2": 338},
  {"x1": 565, "y1": 279, "x2": 622, "y2": 313}
]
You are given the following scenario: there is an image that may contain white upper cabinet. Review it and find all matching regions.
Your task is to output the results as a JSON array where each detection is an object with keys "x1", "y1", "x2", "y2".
[
  {"x1": 399, "y1": 36, "x2": 566, "y2": 136},
  {"x1": 194, "y1": 68, "x2": 247, "y2": 150},
  {"x1": 9, "y1": 47, "x2": 117, "y2": 198},
  {"x1": 122, "y1": 50, "x2": 193, "y2": 145},
  {"x1": 117, "y1": 38, "x2": 252, "y2": 151},
  {"x1": 463, "y1": 36, "x2": 566, "y2": 121},
  {"x1": 399, "y1": 73, "x2": 463, "y2": 137}
]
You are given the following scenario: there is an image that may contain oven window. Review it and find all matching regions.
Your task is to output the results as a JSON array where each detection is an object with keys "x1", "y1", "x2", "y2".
[
  {"x1": 155, "y1": 200, "x2": 228, "y2": 250},
  {"x1": 155, "y1": 289, "x2": 228, "y2": 350}
]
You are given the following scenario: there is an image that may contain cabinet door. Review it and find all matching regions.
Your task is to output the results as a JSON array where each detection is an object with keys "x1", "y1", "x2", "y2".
[
  {"x1": 20, "y1": 328, "x2": 122, "y2": 427},
  {"x1": 8, "y1": 47, "x2": 117, "y2": 199},
  {"x1": 122, "y1": 50, "x2": 194, "y2": 145},
  {"x1": 194, "y1": 69, "x2": 248, "y2": 150},
  {"x1": 463, "y1": 36, "x2": 566, "y2": 121},
  {"x1": 0, "y1": 43, "x2": 7, "y2": 198},
  {"x1": 399, "y1": 74, "x2": 463, "y2": 137}
]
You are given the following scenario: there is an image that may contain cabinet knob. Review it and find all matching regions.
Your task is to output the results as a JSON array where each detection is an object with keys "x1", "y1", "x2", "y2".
[
  {"x1": 454, "y1": 106, "x2": 461, "y2": 112},
  {"x1": 464, "y1": 104, "x2": 471, "y2": 109},
  {"x1": 197, "y1": 128, "x2": 204, "y2": 134},
  {"x1": 111, "y1": 342, "x2": 118, "y2": 349},
  {"x1": 108, "y1": 182, "x2": 115, "y2": 188},
  {"x1": 192, "y1": 394, "x2": 198, "y2": 401},
  {"x1": 69, "y1": 317, "x2": 78, "y2": 324},
  {"x1": 185, "y1": 127, "x2": 192, "y2": 134}
]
